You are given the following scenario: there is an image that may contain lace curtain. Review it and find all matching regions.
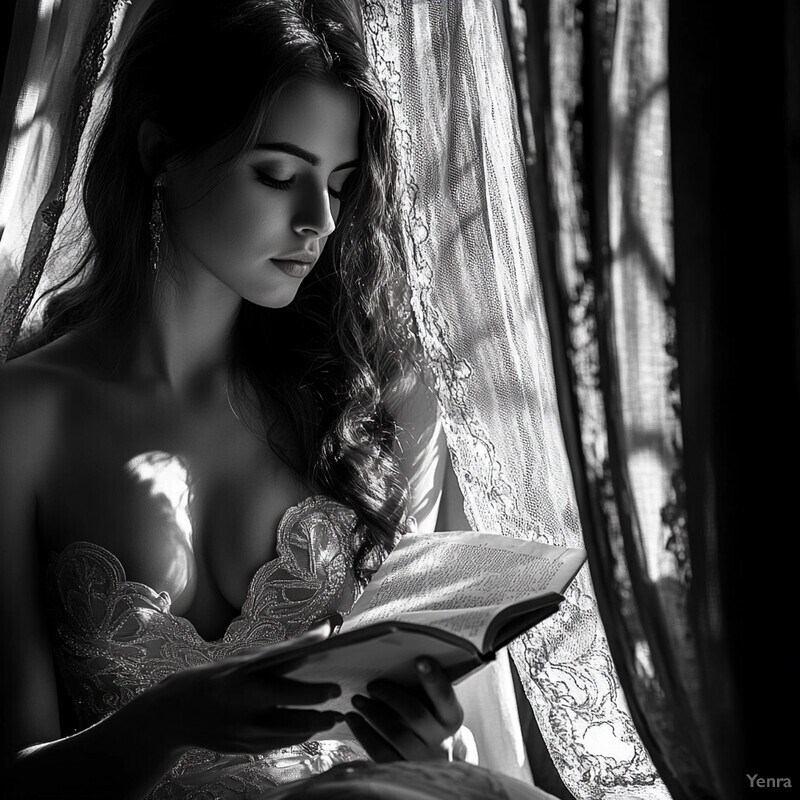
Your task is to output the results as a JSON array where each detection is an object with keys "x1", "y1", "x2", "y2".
[
  {"x1": 500, "y1": 1, "x2": 714, "y2": 797},
  {"x1": 361, "y1": 3, "x2": 669, "y2": 799},
  {"x1": 0, "y1": 0, "x2": 151, "y2": 354},
  {"x1": 0, "y1": 2, "x2": 671, "y2": 798},
  {"x1": 501, "y1": 1, "x2": 800, "y2": 798}
]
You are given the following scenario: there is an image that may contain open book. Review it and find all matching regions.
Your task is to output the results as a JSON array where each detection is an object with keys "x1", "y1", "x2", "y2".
[{"x1": 269, "y1": 530, "x2": 586, "y2": 724}]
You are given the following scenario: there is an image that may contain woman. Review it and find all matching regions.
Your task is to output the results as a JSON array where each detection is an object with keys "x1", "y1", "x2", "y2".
[{"x1": 0, "y1": 1, "x2": 557, "y2": 798}]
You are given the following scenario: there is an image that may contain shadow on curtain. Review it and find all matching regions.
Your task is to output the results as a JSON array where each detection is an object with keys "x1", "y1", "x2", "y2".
[{"x1": 501, "y1": 1, "x2": 799, "y2": 799}]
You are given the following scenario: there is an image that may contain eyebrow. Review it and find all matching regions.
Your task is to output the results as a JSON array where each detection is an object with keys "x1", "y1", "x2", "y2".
[{"x1": 255, "y1": 142, "x2": 359, "y2": 171}]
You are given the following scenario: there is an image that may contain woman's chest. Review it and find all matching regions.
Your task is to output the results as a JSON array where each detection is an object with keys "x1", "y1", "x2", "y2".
[{"x1": 37, "y1": 393, "x2": 308, "y2": 637}]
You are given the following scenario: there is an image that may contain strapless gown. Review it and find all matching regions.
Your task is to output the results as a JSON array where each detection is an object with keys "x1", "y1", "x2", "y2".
[{"x1": 46, "y1": 495, "x2": 556, "y2": 800}]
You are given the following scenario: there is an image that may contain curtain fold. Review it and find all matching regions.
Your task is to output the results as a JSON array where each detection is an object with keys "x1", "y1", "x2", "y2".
[
  {"x1": 505, "y1": 1, "x2": 799, "y2": 799},
  {"x1": 503, "y1": 1, "x2": 714, "y2": 797},
  {"x1": 366, "y1": 2, "x2": 670, "y2": 797}
]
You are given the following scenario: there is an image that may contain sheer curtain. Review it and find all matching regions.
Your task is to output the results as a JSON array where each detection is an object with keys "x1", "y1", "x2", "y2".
[
  {"x1": 362, "y1": 3, "x2": 669, "y2": 798},
  {"x1": 500, "y1": 3, "x2": 705, "y2": 796},
  {"x1": 501, "y1": 1, "x2": 800, "y2": 799}
]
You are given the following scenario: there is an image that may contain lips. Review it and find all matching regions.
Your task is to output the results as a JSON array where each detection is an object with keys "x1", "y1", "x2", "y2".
[{"x1": 270, "y1": 252, "x2": 316, "y2": 279}]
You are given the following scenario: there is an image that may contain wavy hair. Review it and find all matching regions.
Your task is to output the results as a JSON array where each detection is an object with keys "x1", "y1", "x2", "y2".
[{"x1": 42, "y1": 0, "x2": 413, "y2": 563}]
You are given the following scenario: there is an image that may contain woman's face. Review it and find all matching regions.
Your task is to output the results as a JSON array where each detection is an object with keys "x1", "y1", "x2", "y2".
[{"x1": 164, "y1": 79, "x2": 360, "y2": 308}]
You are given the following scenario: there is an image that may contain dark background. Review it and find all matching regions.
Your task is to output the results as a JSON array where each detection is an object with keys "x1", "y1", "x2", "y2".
[
  {"x1": 0, "y1": 5, "x2": 11, "y2": 68},
  {"x1": 669, "y1": 0, "x2": 798, "y2": 787},
  {"x1": 661, "y1": 1, "x2": 799, "y2": 794}
]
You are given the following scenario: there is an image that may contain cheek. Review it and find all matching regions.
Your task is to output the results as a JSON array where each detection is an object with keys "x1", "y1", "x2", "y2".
[{"x1": 169, "y1": 174, "x2": 277, "y2": 264}]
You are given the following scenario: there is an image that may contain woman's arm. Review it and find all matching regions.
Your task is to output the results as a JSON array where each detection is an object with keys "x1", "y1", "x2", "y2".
[
  {"x1": 10, "y1": 696, "x2": 189, "y2": 800},
  {"x1": 386, "y1": 367, "x2": 449, "y2": 533},
  {"x1": 388, "y1": 369, "x2": 535, "y2": 780},
  {"x1": 0, "y1": 367, "x2": 342, "y2": 800},
  {"x1": 340, "y1": 368, "x2": 474, "y2": 762},
  {"x1": 0, "y1": 366, "x2": 191, "y2": 799},
  {"x1": 387, "y1": 367, "x2": 535, "y2": 772}
]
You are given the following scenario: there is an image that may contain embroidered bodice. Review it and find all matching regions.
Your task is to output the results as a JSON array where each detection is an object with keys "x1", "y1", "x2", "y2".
[
  {"x1": 46, "y1": 496, "x2": 380, "y2": 799},
  {"x1": 44, "y1": 494, "x2": 539, "y2": 800}
]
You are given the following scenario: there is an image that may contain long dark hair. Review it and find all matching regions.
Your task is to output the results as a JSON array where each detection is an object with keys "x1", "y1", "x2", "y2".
[{"x1": 42, "y1": 0, "x2": 413, "y2": 562}]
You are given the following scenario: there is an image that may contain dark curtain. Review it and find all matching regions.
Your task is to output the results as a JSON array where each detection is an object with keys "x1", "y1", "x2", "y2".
[
  {"x1": 668, "y1": 0, "x2": 799, "y2": 794},
  {"x1": 502, "y1": 1, "x2": 799, "y2": 799}
]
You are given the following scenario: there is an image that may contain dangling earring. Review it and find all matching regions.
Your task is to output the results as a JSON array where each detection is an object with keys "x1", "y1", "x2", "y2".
[{"x1": 149, "y1": 174, "x2": 165, "y2": 272}]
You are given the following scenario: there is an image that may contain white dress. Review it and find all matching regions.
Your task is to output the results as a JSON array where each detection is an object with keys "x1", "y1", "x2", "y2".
[{"x1": 45, "y1": 495, "x2": 557, "y2": 800}]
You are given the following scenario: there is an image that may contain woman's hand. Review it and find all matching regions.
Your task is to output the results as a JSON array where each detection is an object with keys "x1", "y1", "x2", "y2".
[
  {"x1": 344, "y1": 657, "x2": 465, "y2": 761},
  {"x1": 151, "y1": 622, "x2": 343, "y2": 755}
]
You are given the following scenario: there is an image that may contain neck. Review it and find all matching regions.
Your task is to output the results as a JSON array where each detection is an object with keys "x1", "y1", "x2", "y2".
[{"x1": 107, "y1": 268, "x2": 242, "y2": 397}]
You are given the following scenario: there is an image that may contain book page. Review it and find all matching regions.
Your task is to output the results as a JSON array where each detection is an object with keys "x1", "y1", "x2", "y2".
[{"x1": 340, "y1": 531, "x2": 586, "y2": 650}]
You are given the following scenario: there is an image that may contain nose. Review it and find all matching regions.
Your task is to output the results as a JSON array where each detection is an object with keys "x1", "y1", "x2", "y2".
[{"x1": 292, "y1": 185, "x2": 337, "y2": 239}]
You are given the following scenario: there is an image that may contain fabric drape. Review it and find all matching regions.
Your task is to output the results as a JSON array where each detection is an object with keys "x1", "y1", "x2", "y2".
[
  {"x1": 502, "y1": 1, "x2": 717, "y2": 797},
  {"x1": 502, "y1": 1, "x2": 799, "y2": 799},
  {"x1": 363, "y1": 3, "x2": 669, "y2": 798},
  {"x1": 501, "y1": 2, "x2": 705, "y2": 797}
]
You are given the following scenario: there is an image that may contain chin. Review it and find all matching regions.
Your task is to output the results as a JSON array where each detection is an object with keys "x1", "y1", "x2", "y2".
[{"x1": 247, "y1": 286, "x2": 302, "y2": 309}]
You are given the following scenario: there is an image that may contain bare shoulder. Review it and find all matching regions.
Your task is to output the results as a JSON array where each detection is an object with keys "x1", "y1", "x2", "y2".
[
  {"x1": 0, "y1": 333, "x2": 90, "y2": 471},
  {"x1": 1, "y1": 341, "x2": 65, "y2": 415},
  {"x1": 0, "y1": 339, "x2": 84, "y2": 752},
  {"x1": 0, "y1": 335, "x2": 92, "y2": 578}
]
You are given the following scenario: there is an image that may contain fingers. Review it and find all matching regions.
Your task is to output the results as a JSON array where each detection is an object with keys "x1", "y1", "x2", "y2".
[
  {"x1": 227, "y1": 713, "x2": 340, "y2": 755},
  {"x1": 257, "y1": 677, "x2": 342, "y2": 707},
  {"x1": 231, "y1": 707, "x2": 343, "y2": 754},
  {"x1": 363, "y1": 681, "x2": 442, "y2": 748},
  {"x1": 193, "y1": 705, "x2": 344, "y2": 755},
  {"x1": 238, "y1": 629, "x2": 343, "y2": 706},
  {"x1": 344, "y1": 711, "x2": 404, "y2": 762},
  {"x1": 345, "y1": 658, "x2": 464, "y2": 762},
  {"x1": 351, "y1": 692, "x2": 433, "y2": 761},
  {"x1": 414, "y1": 657, "x2": 464, "y2": 734}
]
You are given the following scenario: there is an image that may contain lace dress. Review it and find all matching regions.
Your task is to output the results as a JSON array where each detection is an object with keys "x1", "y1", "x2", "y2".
[{"x1": 45, "y1": 495, "x2": 554, "y2": 800}]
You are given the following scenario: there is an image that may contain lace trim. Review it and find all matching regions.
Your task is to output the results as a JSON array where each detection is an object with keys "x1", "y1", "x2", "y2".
[
  {"x1": 46, "y1": 496, "x2": 375, "y2": 714},
  {"x1": 45, "y1": 495, "x2": 378, "y2": 797},
  {"x1": 362, "y1": 0, "x2": 520, "y2": 532}
]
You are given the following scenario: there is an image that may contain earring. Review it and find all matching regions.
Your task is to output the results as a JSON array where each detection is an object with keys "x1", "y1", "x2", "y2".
[{"x1": 149, "y1": 174, "x2": 165, "y2": 272}]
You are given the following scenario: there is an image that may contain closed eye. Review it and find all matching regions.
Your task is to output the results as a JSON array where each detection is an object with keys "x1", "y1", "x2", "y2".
[
  {"x1": 254, "y1": 170, "x2": 345, "y2": 201},
  {"x1": 254, "y1": 170, "x2": 294, "y2": 191}
]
